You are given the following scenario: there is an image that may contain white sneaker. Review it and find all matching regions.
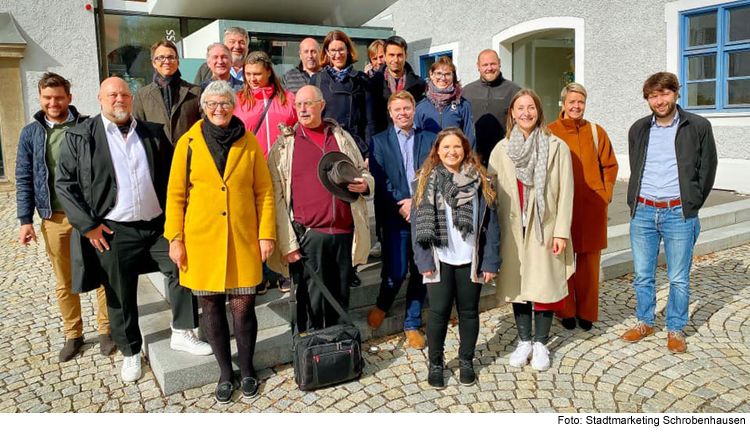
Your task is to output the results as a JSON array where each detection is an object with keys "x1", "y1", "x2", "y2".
[
  {"x1": 171, "y1": 327, "x2": 213, "y2": 356},
  {"x1": 531, "y1": 342, "x2": 550, "y2": 371},
  {"x1": 369, "y1": 241, "x2": 382, "y2": 258},
  {"x1": 121, "y1": 354, "x2": 142, "y2": 383},
  {"x1": 509, "y1": 340, "x2": 533, "y2": 367}
]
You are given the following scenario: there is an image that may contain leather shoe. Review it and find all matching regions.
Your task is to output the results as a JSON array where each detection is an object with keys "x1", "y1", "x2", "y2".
[
  {"x1": 59, "y1": 337, "x2": 84, "y2": 362},
  {"x1": 459, "y1": 359, "x2": 476, "y2": 386},
  {"x1": 350, "y1": 271, "x2": 361, "y2": 288},
  {"x1": 405, "y1": 330, "x2": 425, "y2": 349},
  {"x1": 99, "y1": 334, "x2": 116, "y2": 356},
  {"x1": 621, "y1": 322, "x2": 653, "y2": 342},
  {"x1": 561, "y1": 318, "x2": 576, "y2": 330},
  {"x1": 367, "y1": 307, "x2": 386, "y2": 329},
  {"x1": 578, "y1": 318, "x2": 593, "y2": 331},
  {"x1": 241, "y1": 377, "x2": 259, "y2": 398},
  {"x1": 667, "y1": 331, "x2": 687, "y2": 353},
  {"x1": 215, "y1": 380, "x2": 234, "y2": 403},
  {"x1": 427, "y1": 357, "x2": 444, "y2": 389}
]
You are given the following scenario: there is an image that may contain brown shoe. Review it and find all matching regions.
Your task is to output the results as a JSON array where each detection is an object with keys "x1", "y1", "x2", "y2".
[
  {"x1": 367, "y1": 307, "x2": 386, "y2": 329},
  {"x1": 99, "y1": 333, "x2": 117, "y2": 356},
  {"x1": 621, "y1": 322, "x2": 654, "y2": 342},
  {"x1": 405, "y1": 330, "x2": 425, "y2": 349},
  {"x1": 667, "y1": 331, "x2": 687, "y2": 353},
  {"x1": 59, "y1": 337, "x2": 84, "y2": 362}
]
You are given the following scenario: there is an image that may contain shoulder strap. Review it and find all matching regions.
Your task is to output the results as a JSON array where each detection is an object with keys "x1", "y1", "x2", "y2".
[
  {"x1": 184, "y1": 141, "x2": 193, "y2": 209},
  {"x1": 591, "y1": 122, "x2": 599, "y2": 153},
  {"x1": 253, "y1": 94, "x2": 275, "y2": 135}
]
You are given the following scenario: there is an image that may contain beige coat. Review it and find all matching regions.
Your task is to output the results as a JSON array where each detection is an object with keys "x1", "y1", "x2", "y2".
[
  {"x1": 266, "y1": 119, "x2": 374, "y2": 277},
  {"x1": 488, "y1": 135, "x2": 575, "y2": 304}
]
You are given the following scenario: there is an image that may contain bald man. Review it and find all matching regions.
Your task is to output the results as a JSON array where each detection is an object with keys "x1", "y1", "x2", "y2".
[
  {"x1": 56, "y1": 77, "x2": 210, "y2": 383},
  {"x1": 282, "y1": 37, "x2": 322, "y2": 93}
]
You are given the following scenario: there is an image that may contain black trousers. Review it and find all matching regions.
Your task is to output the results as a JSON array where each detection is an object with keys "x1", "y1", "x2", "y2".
[
  {"x1": 292, "y1": 229, "x2": 353, "y2": 332},
  {"x1": 512, "y1": 302, "x2": 553, "y2": 344},
  {"x1": 95, "y1": 218, "x2": 199, "y2": 356},
  {"x1": 426, "y1": 262, "x2": 482, "y2": 363}
]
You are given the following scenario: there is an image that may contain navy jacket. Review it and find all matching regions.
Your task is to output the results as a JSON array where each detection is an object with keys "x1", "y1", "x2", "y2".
[
  {"x1": 371, "y1": 62, "x2": 427, "y2": 133},
  {"x1": 412, "y1": 186, "x2": 501, "y2": 279},
  {"x1": 369, "y1": 127, "x2": 437, "y2": 230},
  {"x1": 311, "y1": 66, "x2": 375, "y2": 157},
  {"x1": 414, "y1": 97, "x2": 476, "y2": 149},
  {"x1": 16, "y1": 106, "x2": 87, "y2": 225}
]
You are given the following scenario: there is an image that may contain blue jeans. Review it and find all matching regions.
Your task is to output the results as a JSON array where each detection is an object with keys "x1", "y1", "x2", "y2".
[
  {"x1": 375, "y1": 228, "x2": 426, "y2": 331},
  {"x1": 630, "y1": 202, "x2": 700, "y2": 331}
]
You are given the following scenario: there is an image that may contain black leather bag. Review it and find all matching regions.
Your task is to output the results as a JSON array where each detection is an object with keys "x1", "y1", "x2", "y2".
[{"x1": 290, "y1": 260, "x2": 363, "y2": 391}]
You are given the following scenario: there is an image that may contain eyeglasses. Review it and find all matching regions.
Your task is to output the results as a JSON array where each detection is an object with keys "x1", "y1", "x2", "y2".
[
  {"x1": 327, "y1": 48, "x2": 347, "y2": 55},
  {"x1": 204, "y1": 101, "x2": 233, "y2": 110},
  {"x1": 293, "y1": 100, "x2": 322, "y2": 109},
  {"x1": 154, "y1": 55, "x2": 178, "y2": 63},
  {"x1": 432, "y1": 71, "x2": 453, "y2": 79}
]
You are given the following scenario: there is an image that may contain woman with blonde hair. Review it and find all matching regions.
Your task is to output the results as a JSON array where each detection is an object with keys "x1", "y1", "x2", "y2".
[
  {"x1": 488, "y1": 89, "x2": 574, "y2": 371},
  {"x1": 412, "y1": 127, "x2": 501, "y2": 388}
]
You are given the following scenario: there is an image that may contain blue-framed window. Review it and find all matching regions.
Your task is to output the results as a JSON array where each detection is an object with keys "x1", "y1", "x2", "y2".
[
  {"x1": 419, "y1": 51, "x2": 453, "y2": 79},
  {"x1": 680, "y1": 0, "x2": 750, "y2": 112}
]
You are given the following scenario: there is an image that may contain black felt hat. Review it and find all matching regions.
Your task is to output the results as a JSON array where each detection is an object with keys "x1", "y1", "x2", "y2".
[{"x1": 317, "y1": 151, "x2": 363, "y2": 203}]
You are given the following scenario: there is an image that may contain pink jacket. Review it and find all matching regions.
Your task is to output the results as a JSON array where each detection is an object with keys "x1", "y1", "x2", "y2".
[{"x1": 234, "y1": 86, "x2": 297, "y2": 158}]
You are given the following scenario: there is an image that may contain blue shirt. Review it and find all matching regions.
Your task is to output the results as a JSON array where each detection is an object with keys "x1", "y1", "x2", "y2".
[
  {"x1": 640, "y1": 112, "x2": 681, "y2": 200},
  {"x1": 230, "y1": 66, "x2": 244, "y2": 83},
  {"x1": 396, "y1": 127, "x2": 416, "y2": 196},
  {"x1": 199, "y1": 75, "x2": 243, "y2": 93}
]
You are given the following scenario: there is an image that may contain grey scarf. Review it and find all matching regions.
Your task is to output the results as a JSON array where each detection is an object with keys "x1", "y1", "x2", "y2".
[
  {"x1": 505, "y1": 125, "x2": 549, "y2": 243},
  {"x1": 415, "y1": 163, "x2": 480, "y2": 248}
]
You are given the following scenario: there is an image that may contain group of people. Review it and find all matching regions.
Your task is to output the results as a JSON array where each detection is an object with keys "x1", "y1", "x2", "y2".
[{"x1": 16, "y1": 26, "x2": 717, "y2": 403}]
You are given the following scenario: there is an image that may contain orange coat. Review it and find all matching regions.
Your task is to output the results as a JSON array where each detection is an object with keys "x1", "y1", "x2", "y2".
[{"x1": 548, "y1": 112, "x2": 618, "y2": 253}]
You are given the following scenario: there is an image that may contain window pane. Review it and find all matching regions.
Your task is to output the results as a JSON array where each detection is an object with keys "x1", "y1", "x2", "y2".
[
  {"x1": 687, "y1": 54, "x2": 716, "y2": 80},
  {"x1": 688, "y1": 13, "x2": 717, "y2": 46},
  {"x1": 728, "y1": 79, "x2": 750, "y2": 105},
  {"x1": 687, "y1": 82, "x2": 716, "y2": 106},
  {"x1": 728, "y1": 51, "x2": 750, "y2": 78},
  {"x1": 729, "y1": 6, "x2": 750, "y2": 42}
]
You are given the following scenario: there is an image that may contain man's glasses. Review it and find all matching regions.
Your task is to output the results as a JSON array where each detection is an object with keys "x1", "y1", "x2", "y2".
[
  {"x1": 204, "y1": 101, "x2": 233, "y2": 110},
  {"x1": 293, "y1": 100, "x2": 322, "y2": 109},
  {"x1": 154, "y1": 55, "x2": 178, "y2": 63}
]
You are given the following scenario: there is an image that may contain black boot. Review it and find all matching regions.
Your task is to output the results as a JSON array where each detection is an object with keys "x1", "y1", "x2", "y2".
[
  {"x1": 428, "y1": 356, "x2": 445, "y2": 389},
  {"x1": 561, "y1": 318, "x2": 576, "y2": 330},
  {"x1": 578, "y1": 318, "x2": 593, "y2": 331},
  {"x1": 459, "y1": 359, "x2": 476, "y2": 386}
]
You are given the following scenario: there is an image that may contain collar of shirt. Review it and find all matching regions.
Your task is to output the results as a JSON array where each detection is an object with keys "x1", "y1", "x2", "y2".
[
  {"x1": 651, "y1": 111, "x2": 680, "y2": 129},
  {"x1": 101, "y1": 113, "x2": 137, "y2": 136},
  {"x1": 230, "y1": 66, "x2": 244, "y2": 82},
  {"x1": 44, "y1": 111, "x2": 75, "y2": 128},
  {"x1": 395, "y1": 126, "x2": 413, "y2": 139}
]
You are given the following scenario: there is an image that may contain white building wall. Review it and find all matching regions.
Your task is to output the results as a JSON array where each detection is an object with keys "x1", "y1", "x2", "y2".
[
  {"x1": 389, "y1": 0, "x2": 750, "y2": 193},
  {"x1": 0, "y1": 0, "x2": 101, "y2": 122}
]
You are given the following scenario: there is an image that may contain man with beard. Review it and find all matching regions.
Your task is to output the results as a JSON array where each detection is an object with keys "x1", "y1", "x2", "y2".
[
  {"x1": 621, "y1": 72, "x2": 717, "y2": 353},
  {"x1": 133, "y1": 40, "x2": 201, "y2": 146},
  {"x1": 56, "y1": 77, "x2": 211, "y2": 383},
  {"x1": 372, "y1": 36, "x2": 425, "y2": 133},
  {"x1": 282, "y1": 38, "x2": 322, "y2": 94},
  {"x1": 194, "y1": 27, "x2": 248, "y2": 85},
  {"x1": 462, "y1": 49, "x2": 520, "y2": 165}
]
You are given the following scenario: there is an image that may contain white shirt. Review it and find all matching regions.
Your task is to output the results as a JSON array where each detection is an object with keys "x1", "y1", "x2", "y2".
[
  {"x1": 101, "y1": 114, "x2": 163, "y2": 222},
  {"x1": 435, "y1": 196, "x2": 478, "y2": 266}
]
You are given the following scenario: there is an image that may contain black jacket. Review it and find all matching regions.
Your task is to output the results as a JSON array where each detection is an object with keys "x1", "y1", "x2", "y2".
[
  {"x1": 627, "y1": 105, "x2": 718, "y2": 219},
  {"x1": 371, "y1": 62, "x2": 426, "y2": 133},
  {"x1": 311, "y1": 66, "x2": 375, "y2": 157},
  {"x1": 462, "y1": 73, "x2": 520, "y2": 165},
  {"x1": 55, "y1": 115, "x2": 173, "y2": 292}
]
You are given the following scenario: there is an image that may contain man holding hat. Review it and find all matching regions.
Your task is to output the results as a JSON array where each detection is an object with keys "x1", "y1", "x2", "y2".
[{"x1": 267, "y1": 85, "x2": 374, "y2": 331}]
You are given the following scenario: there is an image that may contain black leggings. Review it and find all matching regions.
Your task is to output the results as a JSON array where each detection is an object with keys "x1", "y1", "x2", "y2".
[
  {"x1": 512, "y1": 302, "x2": 553, "y2": 344},
  {"x1": 426, "y1": 262, "x2": 482, "y2": 364},
  {"x1": 199, "y1": 294, "x2": 258, "y2": 383}
]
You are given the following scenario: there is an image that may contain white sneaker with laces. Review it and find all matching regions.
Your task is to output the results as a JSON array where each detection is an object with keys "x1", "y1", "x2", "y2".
[
  {"x1": 531, "y1": 342, "x2": 550, "y2": 371},
  {"x1": 369, "y1": 241, "x2": 382, "y2": 258},
  {"x1": 121, "y1": 354, "x2": 142, "y2": 383},
  {"x1": 171, "y1": 327, "x2": 213, "y2": 356},
  {"x1": 509, "y1": 340, "x2": 533, "y2": 367}
]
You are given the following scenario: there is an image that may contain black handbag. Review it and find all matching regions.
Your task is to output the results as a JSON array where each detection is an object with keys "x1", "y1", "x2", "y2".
[{"x1": 290, "y1": 260, "x2": 363, "y2": 391}]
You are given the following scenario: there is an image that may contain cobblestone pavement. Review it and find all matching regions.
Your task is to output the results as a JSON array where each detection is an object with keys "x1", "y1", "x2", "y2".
[{"x1": 1, "y1": 191, "x2": 749, "y2": 413}]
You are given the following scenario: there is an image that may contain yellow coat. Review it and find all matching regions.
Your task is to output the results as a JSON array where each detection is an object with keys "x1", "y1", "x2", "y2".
[{"x1": 164, "y1": 120, "x2": 276, "y2": 292}]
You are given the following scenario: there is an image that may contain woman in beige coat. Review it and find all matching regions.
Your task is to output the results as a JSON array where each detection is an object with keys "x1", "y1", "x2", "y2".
[{"x1": 488, "y1": 89, "x2": 574, "y2": 371}]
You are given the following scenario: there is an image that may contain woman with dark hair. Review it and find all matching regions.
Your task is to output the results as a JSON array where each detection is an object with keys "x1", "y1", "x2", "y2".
[
  {"x1": 415, "y1": 56, "x2": 476, "y2": 148},
  {"x1": 412, "y1": 127, "x2": 501, "y2": 389},
  {"x1": 310, "y1": 29, "x2": 375, "y2": 158},
  {"x1": 488, "y1": 89, "x2": 574, "y2": 372}
]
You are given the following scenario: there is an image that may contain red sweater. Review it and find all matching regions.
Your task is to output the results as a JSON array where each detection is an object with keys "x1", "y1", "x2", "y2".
[{"x1": 291, "y1": 124, "x2": 354, "y2": 234}]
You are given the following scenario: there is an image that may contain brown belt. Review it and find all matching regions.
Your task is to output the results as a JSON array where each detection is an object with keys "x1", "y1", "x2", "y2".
[{"x1": 638, "y1": 196, "x2": 681, "y2": 208}]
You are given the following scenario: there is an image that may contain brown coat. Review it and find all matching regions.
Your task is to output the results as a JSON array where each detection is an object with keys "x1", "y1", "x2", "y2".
[
  {"x1": 548, "y1": 112, "x2": 618, "y2": 253},
  {"x1": 132, "y1": 79, "x2": 202, "y2": 147}
]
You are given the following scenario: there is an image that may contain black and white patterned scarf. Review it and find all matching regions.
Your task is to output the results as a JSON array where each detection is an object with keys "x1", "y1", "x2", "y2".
[
  {"x1": 505, "y1": 124, "x2": 549, "y2": 243},
  {"x1": 326, "y1": 65, "x2": 353, "y2": 83},
  {"x1": 415, "y1": 163, "x2": 480, "y2": 248}
]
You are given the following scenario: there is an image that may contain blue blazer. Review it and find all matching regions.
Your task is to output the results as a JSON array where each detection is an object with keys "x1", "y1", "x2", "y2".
[{"x1": 369, "y1": 127, "x2": 437, "y2": 230}]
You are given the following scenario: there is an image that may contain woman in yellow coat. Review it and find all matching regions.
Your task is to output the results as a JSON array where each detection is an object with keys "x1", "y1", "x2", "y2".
[
  {"x1": 488, "y1": 89, "x2": 574, "y2": 372},
  {"x1": 164, "y1": 81, "x2": 276, "y2": 403}
]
